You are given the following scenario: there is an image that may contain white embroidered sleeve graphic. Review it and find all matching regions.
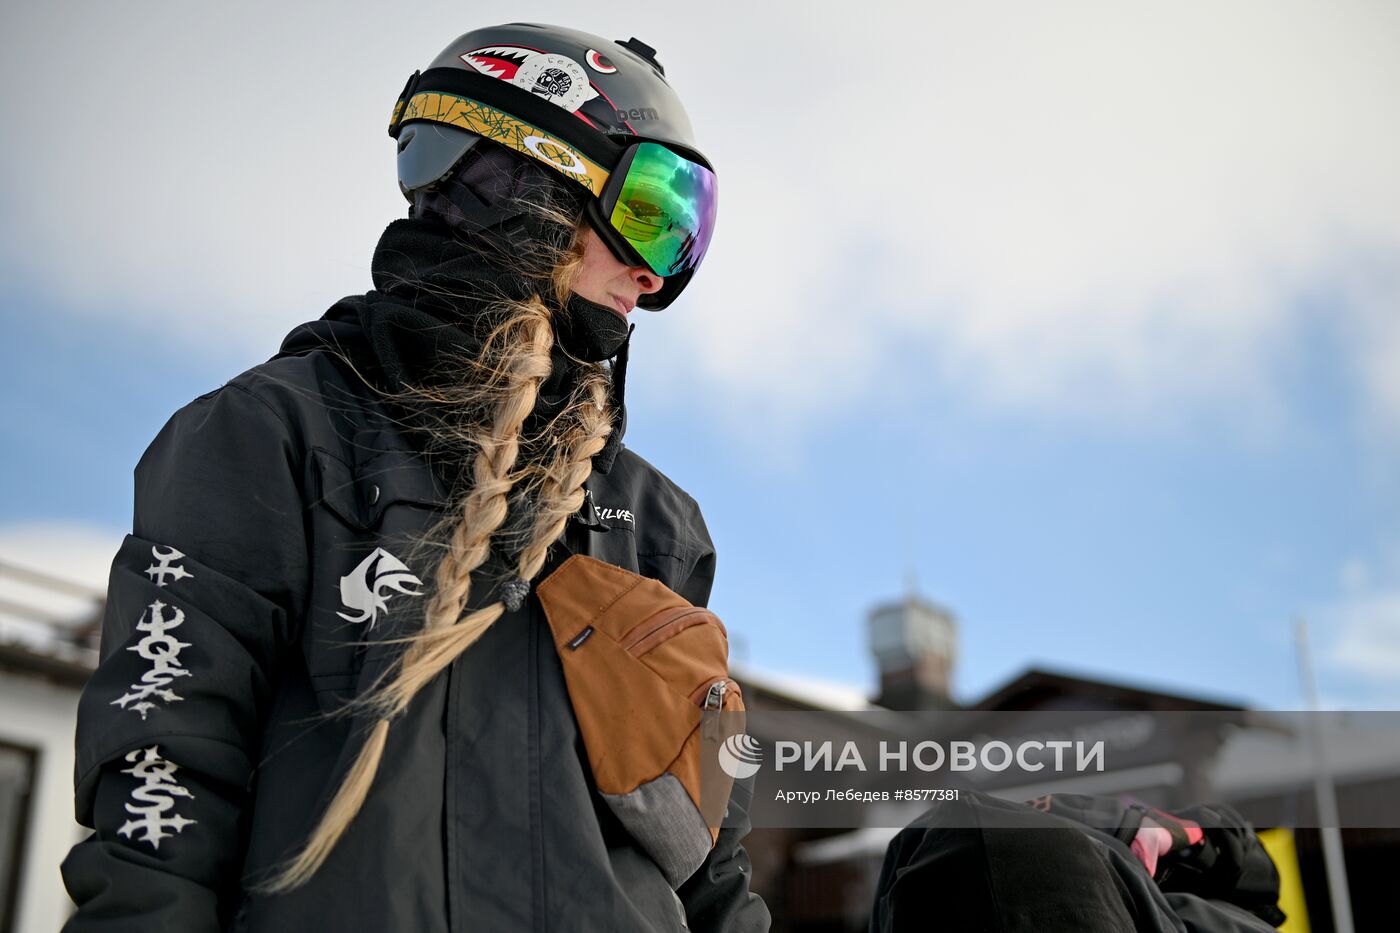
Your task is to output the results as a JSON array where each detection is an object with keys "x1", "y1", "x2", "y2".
[
  {"x1": 117, "y1": 746, "x2": 196, "y2": 850},
  {"x1": 144, "y1": 545, "x2": 193, "y2": 587},
  {"x1": 112, "y1": 599, "x2": 192, "y2": 719}
]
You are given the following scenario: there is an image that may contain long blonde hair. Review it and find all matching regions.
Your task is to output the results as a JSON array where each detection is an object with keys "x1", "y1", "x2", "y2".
[{"x1": 264, "y1": 209, "x2": 614, "y2": 892}]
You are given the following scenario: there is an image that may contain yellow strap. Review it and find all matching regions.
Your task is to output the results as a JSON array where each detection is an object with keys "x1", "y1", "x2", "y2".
[{"x1": 396, "y1": 92, "x2": 611, "y2": 196}]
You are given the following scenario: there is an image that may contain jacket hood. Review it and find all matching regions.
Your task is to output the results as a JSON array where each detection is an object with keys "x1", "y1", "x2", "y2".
[
  {"x1": 277, "y1": 295, "x2": 368, "y2": 359},
  {"x1": 274, "y1": 218, "x2": 627, "y2": 472}
]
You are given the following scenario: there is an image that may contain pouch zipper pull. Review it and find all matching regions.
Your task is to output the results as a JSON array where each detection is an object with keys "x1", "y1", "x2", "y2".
[
  {"x1": 702, "y1": 679, "x2": 730, "y2": 749},
  {"x1": 703, "y1": 679, "x2": 729, "y2": 712}
]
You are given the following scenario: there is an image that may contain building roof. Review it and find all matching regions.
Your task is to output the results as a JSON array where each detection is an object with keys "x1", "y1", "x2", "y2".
[
  {"x1": 0, "y1": 640, "x2": 94, "y2": 687},
  {"x1": 731, "y1": 662, "x2": 878, "y2": 712},
  {"x1": 0, "y1": 558, "x2": 101, "y2": 685},
  {"x1": 1209, "y1": 711, "x2": 1400, "y2": 796},
  {"x1": 972, "y1": 665, "x2": 1250, "y2": 712}
]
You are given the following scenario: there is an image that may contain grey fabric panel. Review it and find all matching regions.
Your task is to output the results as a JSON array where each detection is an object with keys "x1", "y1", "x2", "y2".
[{"x1": 602, "y1": 772, "x2": 712, "y2": 889}]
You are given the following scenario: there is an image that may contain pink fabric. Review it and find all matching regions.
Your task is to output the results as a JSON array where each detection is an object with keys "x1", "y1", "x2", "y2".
[{"x1": 1130, "y1": 817, "x2": 1175, "y2": 878}]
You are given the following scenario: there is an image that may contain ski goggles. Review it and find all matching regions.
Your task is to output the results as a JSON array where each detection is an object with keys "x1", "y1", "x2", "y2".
[
  {"x1": 391, "y1": 68, "x2": 718, "y2": 302},
  {"x1": 586, "y1": 141, "x2": 718, "y2": 281}
]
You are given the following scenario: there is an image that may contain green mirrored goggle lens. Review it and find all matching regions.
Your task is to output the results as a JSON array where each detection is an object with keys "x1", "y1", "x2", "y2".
[{"x1": 607, "y1": 142, "x2": 718, "y2": 278}]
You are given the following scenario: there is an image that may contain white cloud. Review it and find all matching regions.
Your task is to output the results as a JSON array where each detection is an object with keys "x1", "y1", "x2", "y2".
[
  {"x1": 3, "y1": 1, "x2": 1399, "y2": 435},
  {"x1": 0, "y1": 521, "x2": 119, "y2": 590},
  {"x1": 1325, "y1": 592, "x2": 1400, "y2": 679}
]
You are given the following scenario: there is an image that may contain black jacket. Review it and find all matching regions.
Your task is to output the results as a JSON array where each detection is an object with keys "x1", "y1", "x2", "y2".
[
  {"x1": 870, "y1": 792, "x2": 1282, "y2": 933},
  {"x1": 61, "y1": 298, "x2": 771, "y2": 931}
]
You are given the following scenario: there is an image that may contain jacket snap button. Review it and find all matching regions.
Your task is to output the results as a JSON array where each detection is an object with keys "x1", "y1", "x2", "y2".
[{"x1": 368, "y1": 484, "x2": 381, "y2": 505}]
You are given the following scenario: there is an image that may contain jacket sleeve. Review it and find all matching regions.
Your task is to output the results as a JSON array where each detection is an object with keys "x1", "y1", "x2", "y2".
[
  {"x1": 675, "y1": 501, "x2": 773, "y2": 932},
  {"x1": 1032, "y1": 794, "x2": 1285, "y2": 929},
  {"x1": 1156, "y1": 802, "x2": 1285, "y2": 928},
  {"x1": 677, "y1": 772, "x2": 771, "y2": 933},
  {"x1": 61, "y1": 383, "x2": 308, "y2": 932},
  {"x1": 673, "y1": 493, "x2": 717, "y2": 610}
]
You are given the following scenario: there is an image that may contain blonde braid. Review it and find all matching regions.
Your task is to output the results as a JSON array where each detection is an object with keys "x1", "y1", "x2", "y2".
[
  {"x1": 263, "y1": 300, "x2": 556, "y2": 892},
  {"x1": 509, "y1": 238, "x2": 614, "y2": 586},
  {"x1": 515, "y1": 369, "x2": 612, "y2": 583},
  {"x1": 419, "y1": 307, "x2": 554, "y2": 633},
  {"x1": 264, "y1": 215, "x2": 617, "y2": 893}
]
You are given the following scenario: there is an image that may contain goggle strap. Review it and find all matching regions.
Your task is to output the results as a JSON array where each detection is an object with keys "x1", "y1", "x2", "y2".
[
  {"x1": 391, "y1": 67, "x2": 619, "y2": 168},
  {"x1": 388, "y1": 70, "x2": 423, "y2": 137}
]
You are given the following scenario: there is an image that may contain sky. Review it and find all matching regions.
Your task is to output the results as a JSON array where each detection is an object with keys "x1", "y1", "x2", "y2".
[{"x1": 2, "y1": 1, "x2": 1398, "y2": 710}]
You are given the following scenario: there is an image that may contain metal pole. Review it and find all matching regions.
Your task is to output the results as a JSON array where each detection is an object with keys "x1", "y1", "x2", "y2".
[{"x1": 1294, "y1": 617, "x2": 1355, "y2": 933}]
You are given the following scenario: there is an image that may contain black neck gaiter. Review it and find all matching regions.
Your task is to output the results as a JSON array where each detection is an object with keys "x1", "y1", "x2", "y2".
[{"x1": 351, "y1": 216, "x2": 627, "y2": 474}]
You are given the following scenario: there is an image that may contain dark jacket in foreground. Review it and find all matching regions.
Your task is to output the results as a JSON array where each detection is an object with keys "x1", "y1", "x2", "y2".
[
  {"x1": 60, "y1": 302, "x2": 770, "y2": 932},
  {"x1": 870, "y1": 791, "x2": 1283, "y2": 933}
]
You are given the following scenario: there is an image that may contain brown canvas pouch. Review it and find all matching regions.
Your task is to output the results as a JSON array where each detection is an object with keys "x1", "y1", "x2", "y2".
[{"x1": 535, "y1": 554, "x2": 745, "y2": 888}]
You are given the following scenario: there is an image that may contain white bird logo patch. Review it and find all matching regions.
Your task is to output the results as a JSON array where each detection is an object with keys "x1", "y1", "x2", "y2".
[{"x1": 337, "y1": 547, "x2": 424, "y2": 628}]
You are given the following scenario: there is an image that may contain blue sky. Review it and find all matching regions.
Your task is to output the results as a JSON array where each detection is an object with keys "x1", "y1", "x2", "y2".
[
  {"x1": 3, "y1": 1, "x2": 1399, "y2": 710},
  {"x1": 4, "y1": 278, "x2": 1396, "y2": 710}
]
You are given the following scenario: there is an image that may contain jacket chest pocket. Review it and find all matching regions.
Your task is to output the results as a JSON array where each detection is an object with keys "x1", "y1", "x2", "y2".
[
  {"x1": 581, "y1": 510, "x2": 691, "y2": 594},
  {"x1": 305, "y1": 447, "x2": 447, "y2": 697},
  {"x1": 310, "y1": 446, "x2": 448, "y2": 533}
]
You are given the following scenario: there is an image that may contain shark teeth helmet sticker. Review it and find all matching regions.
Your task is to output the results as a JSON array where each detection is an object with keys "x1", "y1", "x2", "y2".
[
  {"x1": 461, "y1": 45, "x2": 601, "y2": 113},
  {"x1": 462, "y1": 45, "x2": 533, "y2": 80},
  {"x1": 585, "y1": 49, "x2": 618, "y2": 74},
  {"x1": 337, "y1": 546, "x2": 424, "y2": 628}
]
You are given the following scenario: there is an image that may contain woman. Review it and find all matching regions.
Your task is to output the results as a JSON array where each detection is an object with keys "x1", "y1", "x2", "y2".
[{"x1": 61, "y1": 23, "x2": 768, "y2": 932}]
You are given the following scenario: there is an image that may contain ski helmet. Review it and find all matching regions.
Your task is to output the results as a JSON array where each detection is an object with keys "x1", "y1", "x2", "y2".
[{"x1": 389, "y1": 23, "x2": 718, "y2": 309}]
